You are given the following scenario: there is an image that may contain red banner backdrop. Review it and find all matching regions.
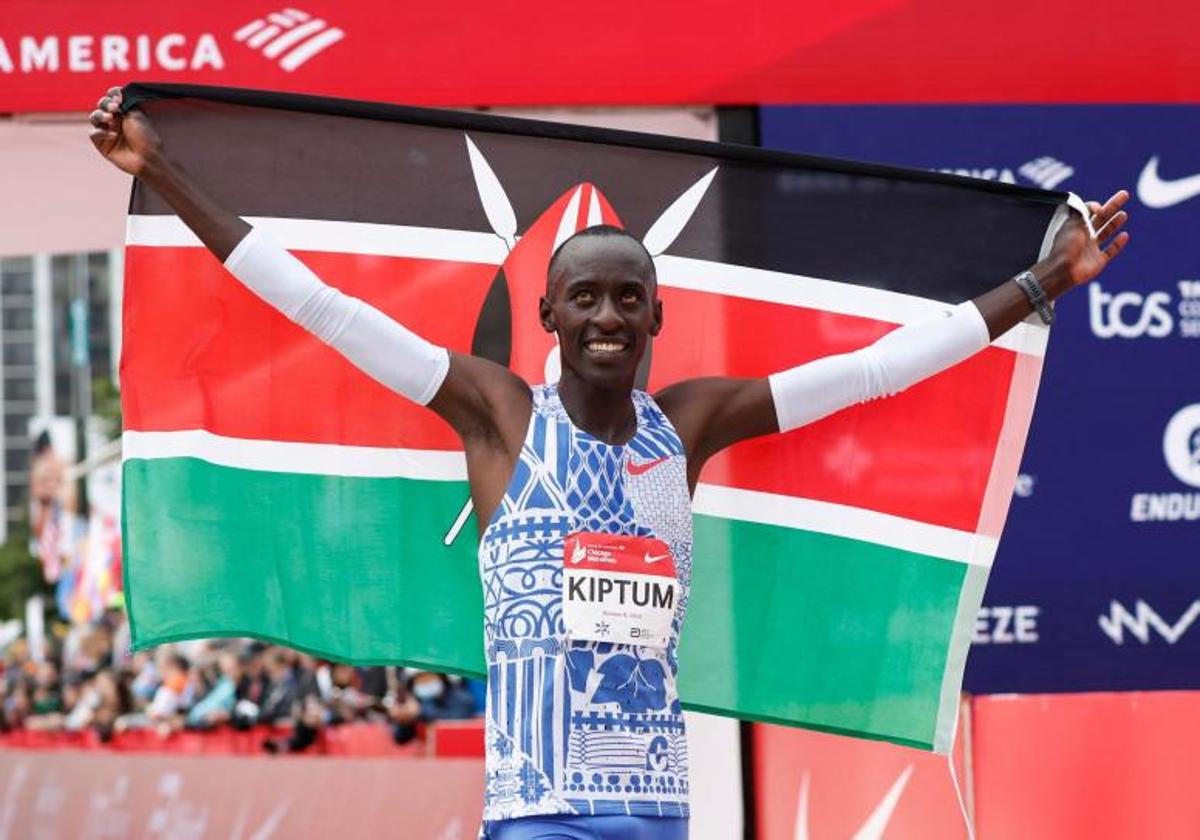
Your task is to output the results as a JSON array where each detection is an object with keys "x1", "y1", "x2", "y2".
[
  {"x1": 752, "y1": 708, "x2": 972, "y2": 840},
  {"x1": 0, "y1": 752, "x2": 484, "y2": 838},
  {"x1": 754, "y1": 691, "x2": 1200, "y2": 839},
  {"x1": 2, "y1": 0, "x2": 1198, "y2": 112},
  {"x1": 972, "y1": 691, "x2": 1200, "y2": 840}
]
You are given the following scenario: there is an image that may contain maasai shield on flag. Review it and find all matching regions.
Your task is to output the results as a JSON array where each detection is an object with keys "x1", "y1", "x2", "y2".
[{"x1": 119, "y1": 83, "x2": 1070, "y2": 752}]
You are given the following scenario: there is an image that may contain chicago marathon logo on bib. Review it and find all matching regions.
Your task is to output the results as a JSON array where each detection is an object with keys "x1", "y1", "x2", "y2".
[{"x1": 562, "y1": 532, "x2": 677, "y2": 648}]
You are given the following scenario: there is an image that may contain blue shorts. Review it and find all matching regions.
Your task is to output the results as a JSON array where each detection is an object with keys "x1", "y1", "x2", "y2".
[{"x1": 485, "y1": 815, "x2": 688, "y2": 840}]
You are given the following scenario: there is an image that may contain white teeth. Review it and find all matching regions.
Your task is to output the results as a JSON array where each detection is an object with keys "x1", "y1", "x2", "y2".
[{"x1": 586, "y1": 340, "x2": 626, "y2": 353}]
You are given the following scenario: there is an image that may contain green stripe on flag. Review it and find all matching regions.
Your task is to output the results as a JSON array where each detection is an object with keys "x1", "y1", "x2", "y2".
[
  {"x1": 125, "y1": 457, "x2": 966, "y2": 750},
  {"x1": 123, "y1": 457, "x2": 486, "y2": 675},
  {"x1": 681, "y1": 515, "x2": 966, "y2": 750}
]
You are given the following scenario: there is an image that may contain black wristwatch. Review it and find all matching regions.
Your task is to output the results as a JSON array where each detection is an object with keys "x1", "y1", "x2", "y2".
[{"x1": 1013, "y1": 270, "x2": 1054, "y2": 325}]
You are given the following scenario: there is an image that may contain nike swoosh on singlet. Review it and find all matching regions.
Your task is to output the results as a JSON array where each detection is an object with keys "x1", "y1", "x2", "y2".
[
  {"x1": 644, "y1": 553, "x2": 670, "y2": 564},
  {"x1": 627, "y1": 456, "x2": 669, "y2": 476},
  {"x1": 1137, "y1": 156, "x2": 1200, "y2": 208}
]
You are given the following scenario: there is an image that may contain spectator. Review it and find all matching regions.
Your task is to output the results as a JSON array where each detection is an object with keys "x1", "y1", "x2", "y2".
[
  {"x1": 91, "y1": 670, "x2": 132, "y2": 741},
  {"x1": 117, "y1": 651, "x2": 189, "y2": 734},
  {"x1": 128, "y1": 650, "x2": 159, "y2": 705},
  {"x1": 0, "y1": 620, "x2": 483, "y2": 750},
  {"x1": 257, "y1": 649, "x2": 298, "y2": 725},
  {"x1": 323, "y1": 663, "x2": 374, "y2": 724},
  {"x1": 389, "y1": 671, "x2": 477, "y2": 745},
  {"x1": 386, "y1": 678, "x2": 423, "y2": 745},
  {"x1": 233, "y1": 648, "x2": 268, "y2": 728},
  {"x1": 186, "y1": 651, "x2": 240, "y2": 730},
  {"x1": 148, "y1": 652, "x2": 189, "y2": 722},
  {"x1": 2, "y1": 680, "x2": 32, "y2": 731},
  {"x1": 30, "y1": 661, "x2": 62, "y2": 716},
  {"x1": 413, "y1": 672, "x2": 477, "y2": 721}
]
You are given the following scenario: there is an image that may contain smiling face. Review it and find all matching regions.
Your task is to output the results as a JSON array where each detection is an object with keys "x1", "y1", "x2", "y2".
[{"x1": 539, "y1": 230, "x2": 662, "y2": 389}]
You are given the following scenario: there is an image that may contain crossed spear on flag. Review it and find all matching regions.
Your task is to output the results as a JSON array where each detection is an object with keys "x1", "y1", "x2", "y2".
[{"x1": 442, "y1": 135, "x2": 718, "y2": 545}]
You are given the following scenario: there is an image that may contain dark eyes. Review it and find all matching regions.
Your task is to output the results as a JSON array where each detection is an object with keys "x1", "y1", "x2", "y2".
[{"x1": 571, "y1": 288, "x2": 642, "y2": 305}]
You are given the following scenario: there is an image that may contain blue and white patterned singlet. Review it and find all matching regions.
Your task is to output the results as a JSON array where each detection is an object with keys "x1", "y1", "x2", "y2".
[{"x1": 480, "y1": 385, "x2": 693, "y2": 822}]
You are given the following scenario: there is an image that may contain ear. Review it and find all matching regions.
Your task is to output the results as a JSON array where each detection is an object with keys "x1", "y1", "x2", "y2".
[
  {"x1": 539, "y1": 296, "x2": 556, "y2": 333},
  {"x1": 649, "y1": 297, "x2": 663, "y2": 337}
]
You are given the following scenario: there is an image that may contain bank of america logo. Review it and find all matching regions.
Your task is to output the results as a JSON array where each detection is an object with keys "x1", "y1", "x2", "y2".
[
  {"x1": 234, "y1": 8, "x2": 345, "y2": 71},
  {"x1": 1018, "y1": 156, "x2": 1075, "y2": 190}
]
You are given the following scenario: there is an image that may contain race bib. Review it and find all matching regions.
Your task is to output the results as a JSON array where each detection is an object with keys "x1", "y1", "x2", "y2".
[{"x1": 562, "y1": 532, "x2": 678, "y2": 648}]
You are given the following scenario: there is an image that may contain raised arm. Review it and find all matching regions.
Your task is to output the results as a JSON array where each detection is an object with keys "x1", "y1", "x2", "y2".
[
  {"x1": 88, "y1": 87, "x2": 531, "y2": 448},
  {"x1": 658, "y1": 191, "x2": 1131, "y2": 486}
]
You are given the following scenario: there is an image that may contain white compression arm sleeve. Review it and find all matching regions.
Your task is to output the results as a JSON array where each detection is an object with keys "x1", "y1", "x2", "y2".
[
  {"x1": 768, "y1": 302, "x2": 990, "y2": 433},
  {"x1": 223, "y1": 227, "x2": 450, "y2": 405}
]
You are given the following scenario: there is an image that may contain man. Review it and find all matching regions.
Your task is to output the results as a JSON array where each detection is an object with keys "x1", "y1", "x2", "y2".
[{"x1": 90, "y1": 86, "x2": 1128, "y2": 839}]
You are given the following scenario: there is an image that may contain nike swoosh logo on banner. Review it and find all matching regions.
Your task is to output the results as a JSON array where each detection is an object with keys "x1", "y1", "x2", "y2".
[
  {"x1": 1137, "y1": 156, "x2": 1200, "y2": 208},
  {"x1": 644, "y1": 553, "x2": 670, "y2": 564},
  {"x1": 627, "y1": 456, "x2": 669, "y2": 476},
  {"x1": 793, "y1": 765, "x2": 913, "y2": 840}
]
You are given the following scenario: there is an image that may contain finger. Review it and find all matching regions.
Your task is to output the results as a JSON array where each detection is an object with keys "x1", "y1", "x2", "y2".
[
  {"x1": 1094, "y1": 209, "x2": 1128, "y2": 239},
  {"x1": 88, "y1": 109, "x2": 114, "y2": 128},
  {"x1": 104, "y1": 87, "x2": 124, "y2": 112},
  {"x1": 97, "y1": 95, "x2": 110, "y2": 110},
  {"x1": 1095, "y1": 190, "x2": 1130, "y2": 225},
  {"x1": 1102, "y1": 231, "x2": 1130, "y2": 262},
  {"x1": 1088, "y1": 193, "x2": 1127, "y2": 237},
  {"x1": 89, "y1": 128, "x2": 115, "y2": 152}
]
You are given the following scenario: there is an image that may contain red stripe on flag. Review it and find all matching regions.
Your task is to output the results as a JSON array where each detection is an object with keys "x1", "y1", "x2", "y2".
[
  {"x1": 125, "y1": 246, "x2": 1013, "y2": 530},
  {"x1": 648, "y1": 288, "x2": 1015, "y2": 532},
  {"x1": 122, "y1": 246, "x2": 495, "y2": 449}
]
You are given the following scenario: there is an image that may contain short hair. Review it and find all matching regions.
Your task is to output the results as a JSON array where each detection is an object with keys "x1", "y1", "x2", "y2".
[{"x1": 545, "y1": 225, "x2": 656, "y2": 295}]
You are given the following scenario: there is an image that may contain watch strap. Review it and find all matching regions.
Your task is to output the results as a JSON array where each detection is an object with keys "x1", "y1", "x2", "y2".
[{"x1": 1013, "y1": 270, "x2": 1055, "y2": 325}]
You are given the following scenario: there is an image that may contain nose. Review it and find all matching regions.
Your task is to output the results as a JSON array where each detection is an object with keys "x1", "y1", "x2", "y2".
[{"x1": 590, "y1": 294, "x2": 623, "y2": 333}]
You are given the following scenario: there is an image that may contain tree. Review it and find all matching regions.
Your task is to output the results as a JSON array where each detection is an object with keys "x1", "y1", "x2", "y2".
[{"x1": 0, "y1": 521, "x2": 49, "y2": 621}]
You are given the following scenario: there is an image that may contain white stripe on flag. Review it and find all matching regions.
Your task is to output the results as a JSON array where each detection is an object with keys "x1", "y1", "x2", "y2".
[
  {"x1": 654, "y1": 255, "x2": 1046, "y2": 357},
  {"x1": 122, "y1": 429, "x2": 992, "y2": 565},
  {"x1": 122, "y1": 430, "x2": 467, "y2": 481},
  {"x1": 126, "y1": 215, "x2": 1044, "y2": 355},
  {"x1": 692, "y1": 483, "x2": 997, "y2": 567},
  {"x1": 127, "y1": 215, "x2": 509, "y2": 265}
]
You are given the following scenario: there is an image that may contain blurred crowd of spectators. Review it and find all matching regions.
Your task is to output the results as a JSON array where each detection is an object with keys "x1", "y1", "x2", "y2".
[{"x1": 0, "y1": 606, "x2": 483, "y2": 751}]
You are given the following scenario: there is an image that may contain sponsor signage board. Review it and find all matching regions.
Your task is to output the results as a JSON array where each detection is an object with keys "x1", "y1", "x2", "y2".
[
  {"x1": 761, "y1": 105, "x2": 1200, "y2": 692},
  {"x1": 752, "y1": 715, "x2": 971, "y2": 840},
  {"x1": 2, "y1": 2, "x2": 1200, "y2": 112},
  {"x1": 972, "y1": 691, "x2": 1200, "y2": 840},
  {"x1": 0, "y1": 752, "x2": 484, "y2": 837}
]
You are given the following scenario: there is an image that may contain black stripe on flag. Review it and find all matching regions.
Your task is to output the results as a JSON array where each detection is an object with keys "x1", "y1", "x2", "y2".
[{"x1": 124, "y1": 82, "x2": 1066, "y2": 303}]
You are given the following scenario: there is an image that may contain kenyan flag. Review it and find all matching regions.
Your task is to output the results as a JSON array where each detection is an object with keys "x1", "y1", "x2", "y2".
[{"x1": 119, "y1": 84, "x2": 1067, "y2": 752}]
